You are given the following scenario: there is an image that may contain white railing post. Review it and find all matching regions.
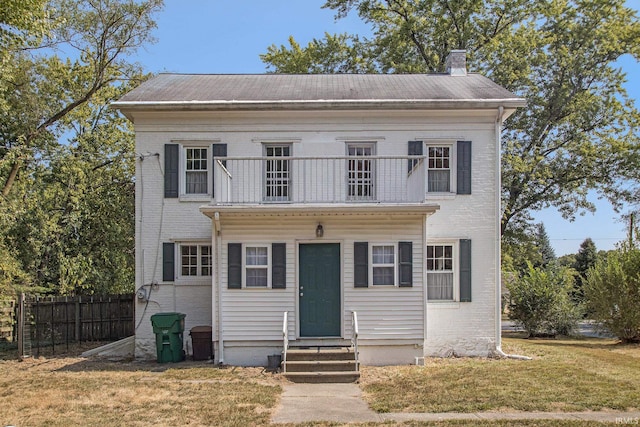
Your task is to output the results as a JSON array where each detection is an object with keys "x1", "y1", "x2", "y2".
[
  {"x1": 351, "y1": 310, "x2": 359, "y2": 371},
  {"x1": 282, "y1": 311, "x2": 289, "y2": 373}
]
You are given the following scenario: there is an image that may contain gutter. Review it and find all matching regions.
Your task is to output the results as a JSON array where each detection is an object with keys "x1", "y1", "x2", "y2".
[
  {"x1": 495, "y1": 106, "x2": 531, "y2": 361},
  {"x1": 111, "y1": 98, "x2": 527, "y2": 113},
  {"x1": 214, "y1": 212, "x2": 224, "y2": 364}
]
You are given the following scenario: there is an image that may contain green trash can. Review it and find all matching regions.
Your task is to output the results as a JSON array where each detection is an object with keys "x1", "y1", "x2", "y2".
[{"x1": 151, "y1": 312, "x2": 186, "y2": 363}]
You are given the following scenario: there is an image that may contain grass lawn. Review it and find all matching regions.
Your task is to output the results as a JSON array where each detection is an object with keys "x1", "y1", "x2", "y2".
[
  {"x1": 0, "y1": 356, "x2": 284, "y2": 427},
  {"x1": 360, "y1": 334, "x2": 640, "y2": 414},
  {"x1": 0, "y1": 335, "x2": 637, "y2": 426}
]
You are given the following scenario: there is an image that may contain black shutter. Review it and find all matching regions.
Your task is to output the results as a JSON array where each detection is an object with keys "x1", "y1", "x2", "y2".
[
  {"x1": 162, "y1": 242, "x2": 175, "y2": 282},
  {"x1": 272, "y1": 243, "x2": 286, "y2": 289},
  {"x1": 228, "y1": 243, "x2": 242, "y2": 289},
  {"x1": 164, "y1": 144, "x2": 179, "y2": 198},
  {"x1": 354, "y1": 242, "x2": 368, "y2": 288},
  {"x1": 408, "y1": 140, "x2": 423, "y2": 172},
  {"x1": 398, "y1": 241, "x2": 413, "y2": 287},
  {"x1": 212, "y1": 143, "x2": 227, "y2": 198},
  {"x1": 459, "y1": 239, "x2": 472, "y2": 302},
  {"x1": 457, "y1": 141, "x2": 472, "y2": 195}
]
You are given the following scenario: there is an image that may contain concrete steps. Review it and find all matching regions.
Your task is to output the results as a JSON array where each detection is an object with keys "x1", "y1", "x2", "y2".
[{"x1": 283, "y1": 347, "x2": 360, "y2": 383}]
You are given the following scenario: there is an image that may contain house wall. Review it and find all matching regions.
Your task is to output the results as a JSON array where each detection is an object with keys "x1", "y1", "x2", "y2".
[{"x1": 131, "y1": 109, "x2": 500, "y2": 363}]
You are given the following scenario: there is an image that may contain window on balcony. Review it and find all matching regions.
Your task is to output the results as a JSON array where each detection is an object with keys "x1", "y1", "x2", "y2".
[
  {"x1": 347, "y1": 144, "x2": 374, "y2": 200},
  {"x1": 427, "y1": 146, "x2": 451, "y2": 192},
  {"x1": 185, "y1": 147, "x2": 208, "y2": 194},
  {"x1": 264, "y1": 145, "x2": 291, "y2": 202}
]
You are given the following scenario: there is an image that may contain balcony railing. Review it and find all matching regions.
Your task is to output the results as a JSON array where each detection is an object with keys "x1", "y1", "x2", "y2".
[{"x1": 213, "y1": 155, "x2": 427, "y2": 204}]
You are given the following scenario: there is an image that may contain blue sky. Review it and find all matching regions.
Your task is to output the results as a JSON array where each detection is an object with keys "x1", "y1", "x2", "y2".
[{"x1": 129, "y1": 0, "x2": 639, "y2": 256}]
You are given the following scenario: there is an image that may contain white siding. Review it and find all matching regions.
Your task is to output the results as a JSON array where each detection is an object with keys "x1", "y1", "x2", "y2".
[{"x1": 218, "y1": 217, "x2": 424, "y2": 345}]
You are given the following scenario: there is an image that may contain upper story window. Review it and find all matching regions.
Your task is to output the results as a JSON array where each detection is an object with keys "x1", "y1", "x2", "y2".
[
  {"x1": 427, "y1": 146, "x2": 451, "y2": 193},
  {"x1": 264, "y1": 144, "x2": 291, "y2": 202},
  {"x1": 347, "y1": 143, "x2": 374, "y2": 200},
  {"x1": 185, "y1": 147, "x2": 208, "y2": 194}
]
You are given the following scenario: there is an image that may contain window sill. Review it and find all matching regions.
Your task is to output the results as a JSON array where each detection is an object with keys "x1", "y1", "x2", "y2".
[
  {"x1": 427, "y1": 301, "x2": 460, "y2": 309},
  {"x1": 175, "y1": 278, "x2": 212, "y2": 286},
  {"x1": 179, "y1": 195, "x2": 211, "y2": 202},
  {"x1": 424, "y1": 192, "x2": 456, "y2": 200}
]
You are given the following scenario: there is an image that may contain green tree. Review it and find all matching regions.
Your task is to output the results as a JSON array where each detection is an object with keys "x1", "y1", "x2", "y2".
[
  {"x1": 1, "y1": 0, "x2": 162, "y2": 198},
  {"x1": 535, "y1": 223, "x2": 556, "y2": 267},
  {"x1": 584, "y1": 245, "x2": 640, "y2": 342},
  {"x1": 261, "y1": 0, "x2": 640, "y2": 236},
  {"x1": 506, "y1": 263, "x2": 581, "y2": 337},
  {"x1": 0, "y1": 0, "x2": 161, "y2": 296},
  {"x1": 573, "y1": 238, "x2": 597, "y2": 299}
]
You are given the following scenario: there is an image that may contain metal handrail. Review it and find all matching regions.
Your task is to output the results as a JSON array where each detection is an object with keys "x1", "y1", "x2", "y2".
[
  {"x1": 351, "y1": 311, "x2": 359, "y2": 371},
  {"x1": 282, "y1": 311, "x2": 289, "y2": 373}
]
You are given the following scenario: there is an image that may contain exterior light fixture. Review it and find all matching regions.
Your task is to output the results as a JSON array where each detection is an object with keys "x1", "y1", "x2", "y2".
[{"x1": 316, "y1": 224, "x2": 324, "y2": 238}]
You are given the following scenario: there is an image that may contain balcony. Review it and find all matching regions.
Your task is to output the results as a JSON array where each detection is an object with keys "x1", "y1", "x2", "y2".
[{"x1": 212, "y1": 155, "x2": 429, "y2": 205}]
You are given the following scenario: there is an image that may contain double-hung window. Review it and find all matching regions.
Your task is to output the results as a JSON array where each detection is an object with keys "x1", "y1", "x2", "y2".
[
  {"x1": 180, "y1": 244, "x2": 212, "y2": 277},
  {"x1": 264, "y1": 145, "x2": 291, "y2": 201},
  {"x1": 371, "y1": 244, "x2": 396, "y2": 285},
  {"x1": 347, "y1": 144, "x2": 374, "y2": 200},
  {"x1": 426, "y1": 244, "x2": 454, "y2": 300},
  {"x1": 185, "y1": 147, "x2": 208, "y2": 195},
  {"x1": 245, "y1": 245, "x2": 269, "y2": 288},
  {"x1": 427, "y1": 146, "x2": 451, "y2": 192}
]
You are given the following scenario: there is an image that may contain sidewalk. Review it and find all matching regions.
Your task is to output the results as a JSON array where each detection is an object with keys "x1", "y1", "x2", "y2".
[{"x1": 271, "y1": 383, "x2": 640, "y2": 424}]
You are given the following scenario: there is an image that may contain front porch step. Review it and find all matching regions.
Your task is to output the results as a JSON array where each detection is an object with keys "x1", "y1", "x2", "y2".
[
  {"x1": 284, "y1": 360, "x2": 357, "y2": 372},
  {"x1": 284, "y1": 371, "x2": 361, "y2": 383},
  {"x1": 283, "y1": 346, "x2": 359, "y2": 383},
  {"x1": 286, "y1": 347, "x2": 356, "y2": 361}
]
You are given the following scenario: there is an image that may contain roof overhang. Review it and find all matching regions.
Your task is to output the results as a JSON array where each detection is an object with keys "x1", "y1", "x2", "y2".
[
  {"x1": 112, "y1": 98, "x2": 527, "y2": 121},
  {"x1": 200, "y1": 203, "x2": 440, "y2": 219}
]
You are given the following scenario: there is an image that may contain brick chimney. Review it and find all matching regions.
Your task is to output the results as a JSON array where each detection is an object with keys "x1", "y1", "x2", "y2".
[{"x1": 445, "y1": 50, "x2": 467, "y2": 76}]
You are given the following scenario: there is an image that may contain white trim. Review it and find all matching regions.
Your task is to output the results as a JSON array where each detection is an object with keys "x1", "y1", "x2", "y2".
[
  {"x1": 251, "y1": 138, "x2": 301, "y2": 143},
  {"x1": 425, "y1": 240, "x2": 458, "y2": 302},
  {"x1": 175, "y1": 143, "x2": 213, "y2": 197},
  {"x1": 335, "y1": 136, "x2": 386, "y2": 142},
  {"x1": 369, "y1": 243, "x2": 398, "y2": 286},
  {"x1": 175, "y1": 242, "x2": 213, "y2": 282},
  {"x1": 242, "y1": 244, "x2": 272, "y2": 289},
  {"x1": 424, "y1": 141, "x2": 457, "y2": 194}
]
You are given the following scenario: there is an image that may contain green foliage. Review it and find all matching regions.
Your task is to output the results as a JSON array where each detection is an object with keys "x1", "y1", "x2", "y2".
[
  {"x1": 502, "y1": 222, "x2": 556, "y2": 274},
  {"x1": 262, "y1": 34, "x2": 376, "y2": 73},
  {"x1": 0, "y1": 0, "x2": 161, "y2": 296},
  {"x1": 506, "y1": 263, "x2": 582, "y2": 337},
  {"x1": 262, "y1": 0, "x2": 640, "y2": 236},
  {"x1": 572, "y1": 238, "x2": 597, "y2": 300},
  {"x1": 584, "y1": 245, "x2": 640, "y2": 342}
]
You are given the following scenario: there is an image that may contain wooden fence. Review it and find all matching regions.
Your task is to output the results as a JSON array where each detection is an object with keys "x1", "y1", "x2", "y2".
[
  {"x1": 0, "y1": 299, "x2": 15, "y2": 342},
  {"x1": 9, "y1": 294, "x2": 134, "y2": 358}
]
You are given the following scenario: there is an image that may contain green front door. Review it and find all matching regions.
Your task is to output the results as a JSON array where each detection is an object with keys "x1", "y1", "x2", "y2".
[{"x1": 299, "y1": 243, "x2": 341, "y2": 337}]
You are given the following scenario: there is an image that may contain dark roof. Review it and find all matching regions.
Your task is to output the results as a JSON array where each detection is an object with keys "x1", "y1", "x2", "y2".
[{"x1": 113, "y1": 73, "x2": 525, "y2": 112}]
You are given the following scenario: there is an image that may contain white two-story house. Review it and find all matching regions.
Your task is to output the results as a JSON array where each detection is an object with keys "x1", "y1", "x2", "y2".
[{"x1": 113, "y1": 51, "x2": 525, "y2": 367}]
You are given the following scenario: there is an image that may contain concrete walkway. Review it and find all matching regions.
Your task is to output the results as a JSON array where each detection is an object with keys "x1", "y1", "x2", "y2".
[{"x1": 271, "y1": 383, "x2": 640, "y2": 424}]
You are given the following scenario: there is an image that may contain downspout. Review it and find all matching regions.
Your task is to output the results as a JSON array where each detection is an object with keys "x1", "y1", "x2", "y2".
[
  {"x1": 494, "y1": 106, "x2": 531, "y2": 361},
  {"x1": 214, "y1": 212, "x2": 224, "y2": 364}
]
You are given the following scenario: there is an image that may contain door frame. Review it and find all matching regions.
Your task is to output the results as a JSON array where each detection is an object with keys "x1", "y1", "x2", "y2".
[{"x1": 295, "y1": 240, "x2": 344, "y2": 339}]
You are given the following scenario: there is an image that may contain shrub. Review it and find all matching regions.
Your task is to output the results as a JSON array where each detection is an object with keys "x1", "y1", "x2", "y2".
[
  {"x1": 506, "y1": 263, "x2": 582, "y2": 337},
  {"x1": 584, "y1": 246, "x2": 640, "y2": 343}
]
